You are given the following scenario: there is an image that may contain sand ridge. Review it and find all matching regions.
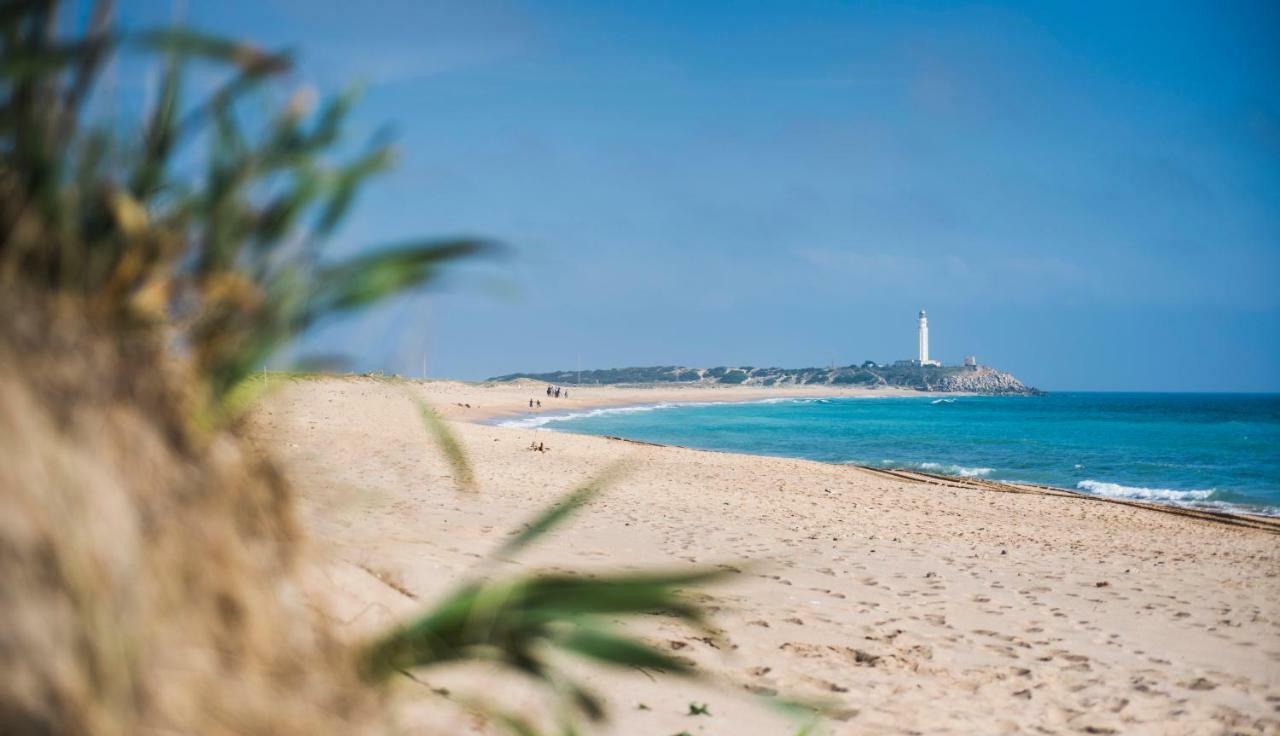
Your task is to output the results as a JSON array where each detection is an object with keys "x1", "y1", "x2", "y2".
[{"x1": 247, "y1": 376, "x2": 1280, "y2": 735}]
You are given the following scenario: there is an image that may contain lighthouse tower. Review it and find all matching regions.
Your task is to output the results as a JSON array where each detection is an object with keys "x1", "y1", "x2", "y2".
[
  {"x1": 918, "y1": 310, "x2": 940, "y2": 366},
  {"x1": 918, "y1": 310, "x2": 929, "y2": 363}
]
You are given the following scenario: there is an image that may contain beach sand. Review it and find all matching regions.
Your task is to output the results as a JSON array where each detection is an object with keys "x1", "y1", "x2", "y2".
[{"x1": 247, "y1": 376, "x2": 1280, "y2": 735}]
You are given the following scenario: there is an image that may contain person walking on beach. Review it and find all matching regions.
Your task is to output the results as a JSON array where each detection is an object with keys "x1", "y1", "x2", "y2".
[
  {"x1": 529, "y1": 398, "x2": 533, "y2": 408},
  {"x1": 537, "y1": 400, "x2": 542, "y2": 408}
]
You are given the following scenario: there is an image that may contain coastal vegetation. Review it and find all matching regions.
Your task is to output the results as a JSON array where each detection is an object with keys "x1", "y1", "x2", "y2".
[
  {"x1": 0, "y1": 3, "x2": 742, "y2": 733},
  {"x1": 493, "y1": 363, "x2": 1038, "y2": 394}
]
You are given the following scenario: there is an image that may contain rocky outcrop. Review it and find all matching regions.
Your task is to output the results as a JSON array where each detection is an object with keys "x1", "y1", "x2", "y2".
[{"x1": 933, "y1": 366, "x2": 1036, "y2": 395}]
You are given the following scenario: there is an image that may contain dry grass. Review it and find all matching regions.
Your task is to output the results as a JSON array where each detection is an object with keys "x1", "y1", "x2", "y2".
[
  {"x1": 0, "y1": 5, "x2": 729, "y2": 733},
  {"x1": 0, "y1": 293, "x2": 381, "y2": 734}
]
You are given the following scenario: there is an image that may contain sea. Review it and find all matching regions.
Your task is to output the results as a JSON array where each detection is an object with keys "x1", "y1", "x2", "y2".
[{"x1": 499, "y1": 392, "x2": 1280, "y2": 518}]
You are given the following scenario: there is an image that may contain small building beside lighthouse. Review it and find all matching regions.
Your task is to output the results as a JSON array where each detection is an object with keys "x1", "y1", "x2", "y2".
[{"x1": 916, "y1": 309, "x2": 941, "y2": 367}]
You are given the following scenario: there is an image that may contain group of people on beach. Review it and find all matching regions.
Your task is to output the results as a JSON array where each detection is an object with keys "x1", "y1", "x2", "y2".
[{"x1": 528, "y1": 385, "x2": 570, "y2": 409}]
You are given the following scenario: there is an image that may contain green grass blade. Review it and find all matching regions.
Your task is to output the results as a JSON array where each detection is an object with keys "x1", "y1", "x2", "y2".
[
  {"x1": 132, "y1": 28, "x2": 289, "y2": 73},
  {"x1": 409, "y1": 393, "x2": 475, "y2": 491},
  {"x1": 129, "y1": 50, "x2": 180, "y2": 197},
  {"x1": 553, "y1": 626, "x2": 695, "y2": 675},
  {"x1": 517, "y1": 569, "x2": 728, "y2": 617},
  {"x1": 308, "y1": 239, "x2": 493, "y2": 316},
  {"x1": 496, "y1": 464, "x2": 625, "y2": 557}
]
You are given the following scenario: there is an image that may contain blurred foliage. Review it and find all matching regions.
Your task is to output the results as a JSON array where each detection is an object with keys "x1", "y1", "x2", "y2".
[
  {"x1": 409, "y1": 393, "x2": 476, "y2": 492},
  {"x1": 0, "y1": 4, "x2": 791, "y2": 735},
  {"x1": 0, "y1": 0, "x2": 490, "y2": 405}
]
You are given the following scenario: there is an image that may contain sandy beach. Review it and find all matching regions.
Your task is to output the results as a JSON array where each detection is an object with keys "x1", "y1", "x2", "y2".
[
  {"x1": 247, "y1": 376, "x2": 1280, "y2": 735},
  {"x1": 379, "y1": 376, "x2": 933, "y2": 424}
]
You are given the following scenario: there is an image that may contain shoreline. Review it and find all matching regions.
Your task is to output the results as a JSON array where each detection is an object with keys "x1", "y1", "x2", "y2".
[
  {"x1": 480, "y1": 391, "x2": 946, "y2": 429},
  {"x1": 266, "y1": 374, "x2": 1278, "y2": 523},
  {"x1": 250, "y1": 376, "x2": 1280, "y2": 733},
  {"x1": 332, "y1": 375, "x2": 956, "y2": 424},
  {"x1": 584, "y1": 432, "x2": 1280, "y2": 530},
  {"x1": 464, "y1": 383, "x2": 1279, "y2": 525}
]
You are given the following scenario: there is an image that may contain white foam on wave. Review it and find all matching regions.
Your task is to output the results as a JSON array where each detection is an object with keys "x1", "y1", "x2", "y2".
[
  {"x1": 919, "y1": 461, "x2": 994, "y2": 477},
  {"x1": 499, "y1": 394, "x2": 854, "y2": 428},
  {"x1": 839, "y1": 459, "x2": 993, "y2": 478},
  {"x1": 930, "y1": 398, "x2": 956, "y2": 405},
  {"x1": 497, "y1": 402, "x2": 684, "y2": 429},
  {"x1": 1234, "y1": 503, "x2": 1280, "y2": 518},
  {"x1": 1076, "y1": 480, "x2": 1215, "y2": 502}
]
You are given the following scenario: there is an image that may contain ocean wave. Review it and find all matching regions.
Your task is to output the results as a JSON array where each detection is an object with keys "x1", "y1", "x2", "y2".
[
  {"x1": 851, "y1": 459, "x2": 994, "y2": 477},
  {"x1": 500, "y1": 394, "x2": 853, "y2": 428},
  {"x1": 761, "y1": 397, "x2": 835, "y2": 405},
  {"x1": 919, "y1": 462, "x2": 993, "y2": 477},
  {"x1": 1075, "y1": 481, "x2": 1280, "y2": 517},
  {"x1": 930, "y1": 398, "x2": 956, "y2": 405},
  {"x1": 1076, "y1": 480, "x2": 1215, "y2": 502},
  {"x1": 497, "y1": 402, "x2": 685, "y2": 429},
  {"x1": 1224, "y1": 503, "x2": 1280, "y2": 518}
]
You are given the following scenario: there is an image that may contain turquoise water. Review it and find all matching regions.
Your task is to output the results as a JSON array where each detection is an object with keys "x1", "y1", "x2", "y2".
[{"x1": 501, "y1": 393, "x2": 1280, "y2": 517}]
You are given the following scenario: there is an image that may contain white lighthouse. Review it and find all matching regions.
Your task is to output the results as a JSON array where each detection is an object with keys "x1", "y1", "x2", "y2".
[{"x1": 917, "y1": 310, "x2": 940, "y2": 366}]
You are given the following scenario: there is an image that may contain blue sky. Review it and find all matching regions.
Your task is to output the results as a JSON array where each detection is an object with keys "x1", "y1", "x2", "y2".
[{"x1": 120, "y1": 1, "x2": 1279, "y2": 391}]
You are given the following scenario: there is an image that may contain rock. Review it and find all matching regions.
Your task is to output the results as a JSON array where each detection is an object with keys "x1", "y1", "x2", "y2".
[{"x1": 935, "y1": 365, "x2": 1037, "y2": 395}]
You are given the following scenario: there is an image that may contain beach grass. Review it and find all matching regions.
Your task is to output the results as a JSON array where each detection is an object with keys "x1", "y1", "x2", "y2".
[{"x1": 0, "y1": 3, "x2": 742, "y2": 733}]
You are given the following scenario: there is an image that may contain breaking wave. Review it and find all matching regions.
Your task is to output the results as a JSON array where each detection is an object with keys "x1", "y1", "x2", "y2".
[
  {"x1": 852, "y1": 459, "x2": 994, "y2": 477},
  {"x1": 1076, "y1": 480, "x2": 1215, "y2": 502},
  {"x1": 919, "y1": 462, "x2": 994, "y2": 477},
  {"x1": 1074, "y1": 480, "x2": 1280, "y2": 517},
  {"x1": 497, "y1": 402, "x2": 685, "y2": 429},
  {"x1": 498, "y1": 394, "x2": 851, "y2": 428}
]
